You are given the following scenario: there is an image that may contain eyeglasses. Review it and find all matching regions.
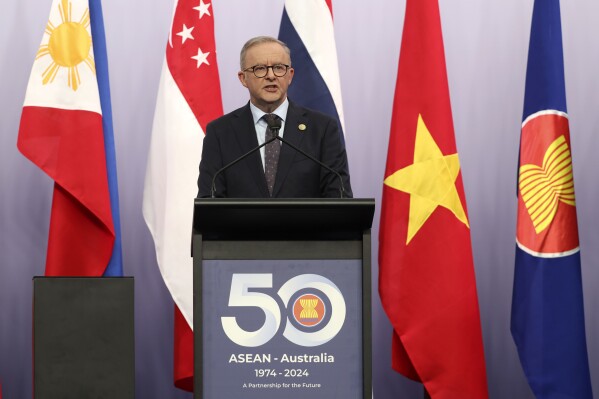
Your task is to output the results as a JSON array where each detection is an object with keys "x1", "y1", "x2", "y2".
[{"x1": 243, "y1": 64, "x2": 290, "y2": 78}]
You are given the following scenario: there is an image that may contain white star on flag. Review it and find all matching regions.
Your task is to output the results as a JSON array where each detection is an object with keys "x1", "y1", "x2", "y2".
[
  {"x1": 176, "y1": 24, "x2": 194, "y2": 44},
  {"x1": 193, "y1": 0, "x2": 211, "y2": 19},
  {"x1": 191, "y1": 47, "x2": 210, "y2": 68}
]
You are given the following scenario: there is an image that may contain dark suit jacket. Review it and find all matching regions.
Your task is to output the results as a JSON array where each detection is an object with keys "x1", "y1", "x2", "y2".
[{"x1": 198, "y1": 101, "x2": 352, "y2": 198}]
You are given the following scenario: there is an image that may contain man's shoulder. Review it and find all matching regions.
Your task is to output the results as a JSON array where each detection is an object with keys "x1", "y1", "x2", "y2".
[
  {"x1": 288, "y1": 100, "x2": 336, "y2": 122},
  {"x1": 287, "y1": 101, "x2": 340, "y2": 135},
  {"x1": 207, "y1": 103, "x2": 251, "y2": 129}
]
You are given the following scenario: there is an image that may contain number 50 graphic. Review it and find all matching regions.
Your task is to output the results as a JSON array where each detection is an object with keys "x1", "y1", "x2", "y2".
[{"x1": 221, "y1": 274, "x2": 346, "y2": 347}]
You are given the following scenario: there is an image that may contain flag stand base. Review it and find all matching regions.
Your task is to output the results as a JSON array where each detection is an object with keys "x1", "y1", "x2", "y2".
[{"x1": 33, "y1": 277, "x2": 134, "y2": 398}]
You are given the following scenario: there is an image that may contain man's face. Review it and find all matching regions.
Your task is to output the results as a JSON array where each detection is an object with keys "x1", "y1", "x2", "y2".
[{"x1": 238, "y1": 42, "x2": 294, "y2": 113}]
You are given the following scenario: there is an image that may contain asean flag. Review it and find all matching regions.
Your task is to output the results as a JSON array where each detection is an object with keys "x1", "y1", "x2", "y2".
[
  {"x1": 378, "y1": 0, "x2": 488, "y2": 397},
  {"x1": 511, "y1": 1, "x2": 593, "y2": 397},
  {"x1": 142, "y1": 0, "x2": 223, "y2": 391},
  {"x1": 17, "y1": 0, "x2": 121, "y2": 277}
]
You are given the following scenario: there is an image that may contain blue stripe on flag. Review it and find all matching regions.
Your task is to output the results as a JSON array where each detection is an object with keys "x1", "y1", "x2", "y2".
[
  {"x1": 511, "y1": 249, "x2": 592, "y2": 398},
  {"x1": 278, "y1": 8, "x2": 344, "y2": 138},
  {"x1": 522, "y1": 0, "x2": 567, "y2": 118},
  {"x1": 89, "y1": 0, "x2": 123, "y2": 276}
]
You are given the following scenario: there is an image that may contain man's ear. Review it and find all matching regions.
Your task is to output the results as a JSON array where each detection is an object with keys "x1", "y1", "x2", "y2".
[{"x1": 238, "y1": 71, "x2": 248, "y2": 88}]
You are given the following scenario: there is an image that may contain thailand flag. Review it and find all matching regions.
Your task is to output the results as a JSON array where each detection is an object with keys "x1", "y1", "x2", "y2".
[
  {"x1": 511, "y1": 1, "x2": 593, "y2": 397},
  {"x1": 17, "y1": 0, "x2": 122, "y2": 277},
  {"x1": 278, "y1": 0, "x2": 345, "y2": 136}
]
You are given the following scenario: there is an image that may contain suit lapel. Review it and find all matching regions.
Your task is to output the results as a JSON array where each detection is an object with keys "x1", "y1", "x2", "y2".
[
  {"x1": 232, "y1": 104, "x2": 270, "y2": 197},
  {"x1": 273, "y1": 101, "x2": 307, "y2": 197}
]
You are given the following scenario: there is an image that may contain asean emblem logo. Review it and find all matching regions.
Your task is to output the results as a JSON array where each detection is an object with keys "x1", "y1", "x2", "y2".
[
  {"x1": 517, "y1": 111, "x2": 579, "y2": 254},
  {"x1": 292, "y1": 293, "x2": 326, "y2": 328}
]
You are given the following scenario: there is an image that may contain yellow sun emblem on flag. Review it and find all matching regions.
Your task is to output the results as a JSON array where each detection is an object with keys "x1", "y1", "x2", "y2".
[{"x1": 36, "y1": 0, "x2": 95, "y2": 91}]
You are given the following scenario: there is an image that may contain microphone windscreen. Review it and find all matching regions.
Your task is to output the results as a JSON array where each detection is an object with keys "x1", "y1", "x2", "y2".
[{"x1": 267, "y1": 116, "x2": 282, "y2": 130}]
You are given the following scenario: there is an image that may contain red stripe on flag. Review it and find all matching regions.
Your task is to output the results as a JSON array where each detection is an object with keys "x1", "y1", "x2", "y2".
[
  {"x1": 18, "y1": 106, "x2": 114, "y2": 276},
  {"x1": 167, "y1": 0, "x2": 223, "y2": 131},
  {"x1": 174, "y1": 305, "x2": 194, "y2": 391},
  {"x1": 325, "y1": 0, "x2": 333, "y2": 16}
]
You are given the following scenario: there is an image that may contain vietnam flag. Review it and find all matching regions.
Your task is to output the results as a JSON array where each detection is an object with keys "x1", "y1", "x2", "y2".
[
  {"x1": 17, "y1": 0, "x2": 122, "y2": 277},
  {"x1": 378, "y1": 1, "x2": 488, "y2": 397},
  {"x1": 511, "y1": 1, "x2": 593, "y2": 397},
  {"x1": 142, "y1": 0, "x2": 223, "y2": 391}
]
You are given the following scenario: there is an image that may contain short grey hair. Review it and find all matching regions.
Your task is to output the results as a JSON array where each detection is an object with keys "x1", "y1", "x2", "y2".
[{"x1": 239, "y1": 36, "x2": 291, "y2": 70}]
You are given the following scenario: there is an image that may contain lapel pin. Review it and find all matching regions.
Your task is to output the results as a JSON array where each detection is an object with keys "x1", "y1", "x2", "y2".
[{"x1": 298, "y1": 123, "x2": 307, "y2": 131}]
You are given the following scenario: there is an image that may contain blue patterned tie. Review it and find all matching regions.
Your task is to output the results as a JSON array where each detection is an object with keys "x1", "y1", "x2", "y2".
[{"x1": 263, "y1": 113, "x2": 280, "y2": 196}]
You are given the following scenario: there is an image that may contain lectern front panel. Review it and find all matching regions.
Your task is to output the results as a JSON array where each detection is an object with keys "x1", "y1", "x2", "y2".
[{"x1": 202, "y1": 259, "x2": 362, "y2": 399}]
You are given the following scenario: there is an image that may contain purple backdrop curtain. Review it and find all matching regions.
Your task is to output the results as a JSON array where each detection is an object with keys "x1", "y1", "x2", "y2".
[{"x1": 0, "y1": 1, "x2": 597, "y2": 398}]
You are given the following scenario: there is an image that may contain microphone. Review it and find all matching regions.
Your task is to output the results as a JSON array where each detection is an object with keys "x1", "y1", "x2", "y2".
[{"x1": 266, "y1": 115, "x2": 282, "y2": 135}]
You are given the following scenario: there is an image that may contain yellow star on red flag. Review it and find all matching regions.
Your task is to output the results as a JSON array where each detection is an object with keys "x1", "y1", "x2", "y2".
[{"x1": 384, "y1": 114, "x2": 469, "y2": 244}]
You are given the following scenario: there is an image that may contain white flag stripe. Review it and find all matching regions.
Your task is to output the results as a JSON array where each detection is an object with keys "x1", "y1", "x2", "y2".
[
  {"x1": 142, "y1": 59, "x2": 202, "y2": 328},
  {"x1": 23, "y1": 0, "x2": 101, "y2": 113},
  {"x1": 285, "y1": 0, "x2": 345, "y2": 132}
]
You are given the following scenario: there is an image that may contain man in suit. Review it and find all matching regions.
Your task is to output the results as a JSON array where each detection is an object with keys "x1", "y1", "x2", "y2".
[{"x1": 197, "y1": 36, "x2": 352, "y2": 198}]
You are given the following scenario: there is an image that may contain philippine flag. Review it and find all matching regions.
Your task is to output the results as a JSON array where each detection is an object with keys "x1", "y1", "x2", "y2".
[
  {"x1": 278, "y1": 0, "x2": 345, "y2": 136},
  {"x1": 18, "y1": 0, "x2": 122, "y2": 278}
]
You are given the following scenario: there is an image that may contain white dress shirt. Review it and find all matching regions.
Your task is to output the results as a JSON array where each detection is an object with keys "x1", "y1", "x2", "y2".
[{"x1": 249, "y1": 99, "x2": 289, "y2": 170}]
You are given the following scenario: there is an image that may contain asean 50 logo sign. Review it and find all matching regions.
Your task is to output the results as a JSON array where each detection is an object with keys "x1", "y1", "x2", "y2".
[{"x1": 221, "y1": 274, "x2": 346, "y2": 347}]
